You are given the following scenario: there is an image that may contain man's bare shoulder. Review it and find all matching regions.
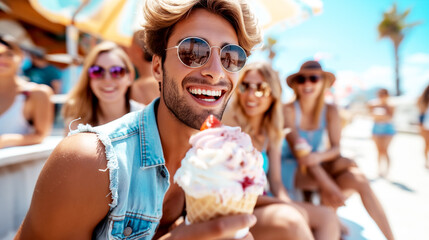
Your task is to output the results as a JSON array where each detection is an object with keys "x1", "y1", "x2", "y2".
[
  {"x1": 41, "y1": 132, "x2": 110, "y2": 202},
  {"x1": 17, "y1": 133, "x2": 111, "y2": 239},
  {"x1": 52, "y1": 133, "x2": 107, "y2": 167}
]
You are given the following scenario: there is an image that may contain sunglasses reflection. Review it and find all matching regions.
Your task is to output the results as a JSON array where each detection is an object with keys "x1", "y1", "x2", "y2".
[
  {"x1": 172, "y1": 37, "x2": 246, "y2": 72},
  {"x1": 221, "y1": 52, "x2": 239, "y2": 70}
]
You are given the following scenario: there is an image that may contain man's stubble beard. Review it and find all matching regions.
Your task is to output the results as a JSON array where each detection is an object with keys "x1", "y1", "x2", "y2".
[{"x1": 162, "y1": 70, "x2": 231, "y2": 130}]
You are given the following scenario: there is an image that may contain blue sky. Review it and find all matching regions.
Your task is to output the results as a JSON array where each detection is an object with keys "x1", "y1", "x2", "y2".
[{"x1": 249, "y1": 0, "x2": 429, "y2": 103}]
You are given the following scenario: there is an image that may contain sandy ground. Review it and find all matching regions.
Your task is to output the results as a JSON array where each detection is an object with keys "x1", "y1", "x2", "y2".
[{"x1": 338, "y1": 117, "x2": 429, "y2": 240}]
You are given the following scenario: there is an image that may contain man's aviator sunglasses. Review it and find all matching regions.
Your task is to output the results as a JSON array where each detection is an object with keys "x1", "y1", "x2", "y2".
[{"x1": 165, "y1": 37, "x2": 247, "y2": 73}]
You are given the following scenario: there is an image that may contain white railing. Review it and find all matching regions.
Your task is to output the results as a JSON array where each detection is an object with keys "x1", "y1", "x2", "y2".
[{"x1": 0, "y1": 136, "x2": 63, "y2": 239}]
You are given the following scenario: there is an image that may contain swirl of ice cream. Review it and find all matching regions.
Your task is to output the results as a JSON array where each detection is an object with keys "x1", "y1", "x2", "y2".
[{"x1": 174, "y1": 125, "x2": 266, "y2": 203}]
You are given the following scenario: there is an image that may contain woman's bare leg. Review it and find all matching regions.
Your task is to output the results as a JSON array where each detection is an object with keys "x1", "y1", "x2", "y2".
[
  {"x1": 379, "y1": 136, "x2": 393, "y2": 176},
  {"x1": 373, "y1": 136, "x2": 386, "y2": 177},
  {"x1": 335, "y1": 167, "x2": 395, "y2": 240},
  {"x1": 293, "y1": 202, "x2": 340, "y2": 240},
  {"x1": 421, "y1": 129, "x2": 429, "y2": 168}
]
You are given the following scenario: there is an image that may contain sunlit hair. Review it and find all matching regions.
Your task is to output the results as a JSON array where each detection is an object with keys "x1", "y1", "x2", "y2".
[
  {"x1": 418, "y1": 84, "x2": 429, "y2": 113},
  {"x1": 142, "y1": 0, "x2": 261, "y2": 62},
  {"x1": 62, "y1": 41, "x2": 135, "y2": 126},
  {"x1": 291, "y1": 73, "x2": 329, "y2": 126},
  {"x1": 225, "y1": 62, "x2": 284, "y2": 147}
]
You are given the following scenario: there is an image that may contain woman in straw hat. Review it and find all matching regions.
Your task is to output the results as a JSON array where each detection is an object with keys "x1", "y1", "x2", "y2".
[
  {"x1": 0, "y1": 34, "x2": 54, "y2": 148},
  {"x1": 282, "y1": 60, "x2": 395, "y2": 240},
  {"x1": 223, "y1": 61, "x2": 340, "y2": 240}
]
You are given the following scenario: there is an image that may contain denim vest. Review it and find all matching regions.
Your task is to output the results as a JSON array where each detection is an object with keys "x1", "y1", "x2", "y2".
[{"x1": 70, "y1": 99, "x2": 170, "y2": 239}]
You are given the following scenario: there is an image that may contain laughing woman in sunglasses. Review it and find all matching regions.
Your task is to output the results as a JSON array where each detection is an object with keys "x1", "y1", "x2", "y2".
[
  {"x1": 223, "y1": 62, "x2": 340, "y2": 240},
  {"x1": 62, "y1": 41, "x2": 143, "y2": 133},
  {"x1": 282, "y1": 60, "x2": 395, "y2": 240}
]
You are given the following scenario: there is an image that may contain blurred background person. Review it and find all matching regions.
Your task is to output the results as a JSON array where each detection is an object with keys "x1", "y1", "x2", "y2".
[
  {"x1": 417, "y1": 84, "x2": 429, "y2": 169},
  {"x1": 23, "y1": 47, "x2": 62, "y2": 94},
  {"x1": 62, "y1": 41, "x2": 142, "y2": 133},
  {"x1": 0, "y1": 34, "x2": 53, "y2": 148},
  {"x1": 368, "y1": 88, "x2": 395, "y2": 177},
  {"x1": 125, "y1": 31, "x2": 159, "y2": 105},
  {"x1": 282, "y1": 60, "x2": 395, "y2": 240},
  {"x1": 223, "y1": 62, "x2": 340, "y2": 240}
]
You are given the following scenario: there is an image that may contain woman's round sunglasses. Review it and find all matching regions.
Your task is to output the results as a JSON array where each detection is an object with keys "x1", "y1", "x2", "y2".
[
  {"x1": 165, "y1": 37, "x2": 247, "y2": 73},
  {"x1": 238, "y1": 81, "x2": 271, "y2": 98},
  {"x1": 295, "y1": 75, "x2": 321, "y2": 84},
  {"x1": 88, "y1": 65, "x2": 127, "y2": 79}
]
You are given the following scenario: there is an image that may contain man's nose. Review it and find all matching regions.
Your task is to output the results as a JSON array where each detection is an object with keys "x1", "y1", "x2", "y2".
[{"x1": 200, "y1": 47, "x2": 226, "y2": 82}]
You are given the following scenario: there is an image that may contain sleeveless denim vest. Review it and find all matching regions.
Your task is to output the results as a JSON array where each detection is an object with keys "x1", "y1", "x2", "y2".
[{"x1": 69, "y1": 99, "x2": 170, "y2": 239}]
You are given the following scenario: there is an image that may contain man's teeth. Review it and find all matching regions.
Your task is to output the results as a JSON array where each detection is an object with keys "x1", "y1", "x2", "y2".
[{"x1": 189, "y1": 88, "x2": 222, "y2": 97}]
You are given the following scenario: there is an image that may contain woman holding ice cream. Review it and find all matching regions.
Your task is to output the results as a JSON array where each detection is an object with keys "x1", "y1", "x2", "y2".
[{"x1": 282, "y1": 60, "x2": 395, "y2": 240}]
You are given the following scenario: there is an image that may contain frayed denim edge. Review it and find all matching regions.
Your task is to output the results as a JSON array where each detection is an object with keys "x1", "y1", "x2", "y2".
[{"x1": 68, "y1": 124, "x2": 119, "y2": 209}]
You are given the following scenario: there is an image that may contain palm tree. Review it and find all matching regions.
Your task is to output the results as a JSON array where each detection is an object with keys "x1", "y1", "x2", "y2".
[{"x1": 378, "y1": 3, "x2": 421, "y2": 96}]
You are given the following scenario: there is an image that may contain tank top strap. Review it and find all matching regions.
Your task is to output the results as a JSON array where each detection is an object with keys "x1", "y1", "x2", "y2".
[
  {"x1": 319, "y1": 104, "x2": 327, "y2": 129},
  {"x1": 294, "y1": 101, "x2": 301, "y2": 127},
  {"x1": 294, "y1": 101, "x2": 327, "y2": 130}
]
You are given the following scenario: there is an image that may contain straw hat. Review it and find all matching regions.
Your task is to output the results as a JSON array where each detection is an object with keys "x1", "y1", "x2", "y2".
[{"x1": 286, "y1": 60, "x2": 335, "y2": 87}]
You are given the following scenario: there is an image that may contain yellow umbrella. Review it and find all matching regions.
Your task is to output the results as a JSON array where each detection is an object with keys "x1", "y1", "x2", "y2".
[
  {"x1": 29, "y1": 0, "x2": 143, "y2": 47},
  {"x1": 250, "y1": 0, "x2": 323, "y2": 29}
]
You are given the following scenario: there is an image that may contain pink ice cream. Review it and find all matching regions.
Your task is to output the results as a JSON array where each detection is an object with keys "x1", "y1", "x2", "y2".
[{"x1": 174, "y1": 125, "x2": 267, "y2": 203}]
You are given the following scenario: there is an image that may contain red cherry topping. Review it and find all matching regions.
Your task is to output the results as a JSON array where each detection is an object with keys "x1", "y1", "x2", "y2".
[
  {"x1": 200, "y1": 114, "x2": 222, "y2": 131},
  {"x1": 240, "y1": 176, "x2": 255, "y2": 190}
]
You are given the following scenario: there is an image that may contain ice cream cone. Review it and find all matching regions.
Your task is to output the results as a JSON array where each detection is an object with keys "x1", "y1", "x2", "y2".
[
  {"x1": 185, "y1": 193, "x2": 258, "y2": 223},
  {"x1": 175, "y1": 115, "x2": 266, "y2": 239},
  {"x1": 295, "y1": 138, "x2": 312, "y2": 175}
]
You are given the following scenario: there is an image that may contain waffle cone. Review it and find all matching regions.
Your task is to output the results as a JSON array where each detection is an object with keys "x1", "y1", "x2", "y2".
[
  {"x1": 295, "y1": 149, "x2": 311, "y2": 175},
  {"x1": 295, "y1": 149, "x2": 311, "y2": 158},
  {"x1": 185, "y1": 193, "x2": 258, "y2": 224}
]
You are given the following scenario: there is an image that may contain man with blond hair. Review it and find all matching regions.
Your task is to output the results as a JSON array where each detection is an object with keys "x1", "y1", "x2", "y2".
[{"x1": 16, "y1": 1, "x2": 338, "y2": 239}]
